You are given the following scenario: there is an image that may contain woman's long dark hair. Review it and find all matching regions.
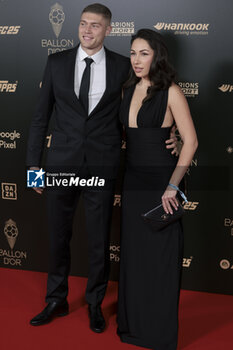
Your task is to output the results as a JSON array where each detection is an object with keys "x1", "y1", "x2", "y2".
[{"x1": 124, "y1": 29, "x2": 176, "y2": 102}]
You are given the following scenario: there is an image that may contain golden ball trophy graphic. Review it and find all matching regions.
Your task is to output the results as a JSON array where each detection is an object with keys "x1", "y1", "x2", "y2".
[
  {"x1": 4, "y1": 219, "x2": 18, "y2": 250},
  {"x1": 49, "y1": 3, "x2": 65, "y2": 38}
]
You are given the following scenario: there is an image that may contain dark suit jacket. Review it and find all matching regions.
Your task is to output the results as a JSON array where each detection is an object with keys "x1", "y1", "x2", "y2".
[{"x1": 26, "y1": 45, "x2": 130, "y2": 177}]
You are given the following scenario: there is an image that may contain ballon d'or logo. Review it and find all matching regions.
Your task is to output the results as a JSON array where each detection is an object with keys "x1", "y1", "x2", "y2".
[
  {"x1": 49, "y1": 3, "x2": 65, "y2": 38},
  {"x1": 4, "y1": 219, "x2": 18, "y2": 249}
]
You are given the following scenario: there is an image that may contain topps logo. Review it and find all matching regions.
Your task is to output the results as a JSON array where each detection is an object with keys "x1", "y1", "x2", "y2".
[
  {"x1": 0, "y1": 26, "x2": 21, "y2": 35},
  {"x1": 0, "y1": 81, "x2": 18, "y2": 92}
]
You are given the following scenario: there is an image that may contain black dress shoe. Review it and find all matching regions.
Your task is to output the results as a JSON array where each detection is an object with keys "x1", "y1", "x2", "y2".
[
  {"x1": 88, "y1": 304, "x2": 106, "y2": 333},
  {"x1": 30, "y1": 300, "x2": 69, "y2": 326}
]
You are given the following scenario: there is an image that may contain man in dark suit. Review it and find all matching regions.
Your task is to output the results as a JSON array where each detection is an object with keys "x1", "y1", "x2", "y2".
[
  {"x1": 27, "y1": 3, "x2": 129, "y2": 332},
  {"x1": 27, "y1": 3, "x2": 176, "y2": 331}
]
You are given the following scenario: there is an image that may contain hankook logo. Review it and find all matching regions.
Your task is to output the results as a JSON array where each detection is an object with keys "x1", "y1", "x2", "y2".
[
  {"x1": 218, "y1": 84, "x2": 233, "y2": 93},
  {"x1": 154, "y1": 22, "x2": 209, "y2": 35}
]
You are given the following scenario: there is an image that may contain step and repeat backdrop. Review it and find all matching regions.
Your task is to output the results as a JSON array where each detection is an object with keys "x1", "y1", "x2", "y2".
[{"x1": 0, "y1": 0, "x2": 232, "y2": 295}]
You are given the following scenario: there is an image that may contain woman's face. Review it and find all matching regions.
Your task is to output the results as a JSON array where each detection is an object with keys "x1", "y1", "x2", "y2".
[{"x1": 130, "y1": 38, "x2": 154, "y2": 80}]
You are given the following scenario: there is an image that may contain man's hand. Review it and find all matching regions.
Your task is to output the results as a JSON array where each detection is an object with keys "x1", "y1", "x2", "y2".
[
  {"x1": 165, "y1": 125, "x2": 181, "y2": 156},
  {"x1": 30, "y1": 167, "x2": 44, "y2": 195}
]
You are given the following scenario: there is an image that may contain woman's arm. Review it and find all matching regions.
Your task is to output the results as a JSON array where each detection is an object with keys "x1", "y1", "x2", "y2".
[{"x1": 162, "y1": 83, "x2": 198, "y2": 214}]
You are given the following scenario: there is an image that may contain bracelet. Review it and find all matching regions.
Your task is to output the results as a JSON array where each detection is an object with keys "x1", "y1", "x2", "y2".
[{"x1": 168, "y1": 183, "x2": 188, "y2": 203}]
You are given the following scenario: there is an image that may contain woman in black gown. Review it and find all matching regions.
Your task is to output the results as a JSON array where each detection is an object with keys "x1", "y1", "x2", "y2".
[{"x1": 117, "y1": 29, "x2": 198, "y2": 350}]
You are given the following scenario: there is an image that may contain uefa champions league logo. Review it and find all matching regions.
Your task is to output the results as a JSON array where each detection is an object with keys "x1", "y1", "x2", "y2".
[{"x1": 49, "y1": 3, "x2": 65, "y2": 38}]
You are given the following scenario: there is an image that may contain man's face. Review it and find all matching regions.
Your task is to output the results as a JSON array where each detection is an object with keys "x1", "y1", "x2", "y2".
[{"x1": 79, "y1": 12, "x2": 111, "y2": 53}]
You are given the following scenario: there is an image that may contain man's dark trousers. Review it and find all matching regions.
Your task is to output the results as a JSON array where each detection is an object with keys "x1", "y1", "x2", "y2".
[
  {"x1": 45, "y1": 166, "x2": 115, "y2": 306},
  {"x1": 26, "y1": 46, "x2": 130, "y2": 307}
]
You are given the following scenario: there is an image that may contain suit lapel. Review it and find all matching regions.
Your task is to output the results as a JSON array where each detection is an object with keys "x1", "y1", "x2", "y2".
[{"x1": 66, "y1": 45, "x2": 87, "y2": 116}]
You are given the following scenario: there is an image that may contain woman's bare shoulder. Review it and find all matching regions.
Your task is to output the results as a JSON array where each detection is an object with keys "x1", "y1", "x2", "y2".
[{"x1": 168, "y1": 83, "x2": 187, "y2": 105}]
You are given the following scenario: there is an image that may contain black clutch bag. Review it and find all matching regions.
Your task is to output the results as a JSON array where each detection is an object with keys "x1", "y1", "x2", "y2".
[{"x1": 141, "y1": 200, "x2": 184, "y2": 231}]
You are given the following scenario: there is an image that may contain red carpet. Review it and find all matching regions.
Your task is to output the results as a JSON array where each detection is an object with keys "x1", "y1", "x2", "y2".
[{"x1": 0, "y1": 268, "x2": 232, "y2": 350}]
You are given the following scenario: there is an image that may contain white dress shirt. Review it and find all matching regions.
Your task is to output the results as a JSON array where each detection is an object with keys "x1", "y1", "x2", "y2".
[{"x1": 74, "y1": 45, "x2": 106, "y2": 115}]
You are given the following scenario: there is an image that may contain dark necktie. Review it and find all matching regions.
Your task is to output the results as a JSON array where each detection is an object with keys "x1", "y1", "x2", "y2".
[{"x1": 79, "y1": 57, "x2": 94, "y2": 114}]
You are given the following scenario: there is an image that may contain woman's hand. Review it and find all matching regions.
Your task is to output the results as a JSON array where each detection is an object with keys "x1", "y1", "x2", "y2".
[{"x1": 161, "y1": 187, "x2": 179, "y2": 214}]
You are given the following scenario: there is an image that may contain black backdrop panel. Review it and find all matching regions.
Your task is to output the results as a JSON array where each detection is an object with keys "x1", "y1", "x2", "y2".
[{"x1": 0, "y1": 0, "x2": 233, "y2": 295}]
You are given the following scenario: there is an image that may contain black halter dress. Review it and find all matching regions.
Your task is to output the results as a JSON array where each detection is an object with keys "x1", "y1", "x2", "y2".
[{"x1": 117, "y1": 85, "x2": 183, "y2": 350}]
